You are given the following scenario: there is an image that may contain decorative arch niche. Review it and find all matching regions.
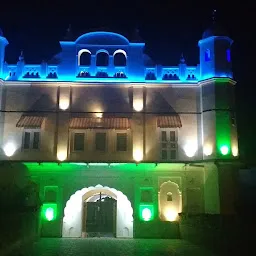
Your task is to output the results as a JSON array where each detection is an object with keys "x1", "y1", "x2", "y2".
[
  {"x1": 158, "y1": 180, "x2": 182, "y2": 221},
  {"x1": 62, "y1": 184, "x2": 133, "y2": 238}
]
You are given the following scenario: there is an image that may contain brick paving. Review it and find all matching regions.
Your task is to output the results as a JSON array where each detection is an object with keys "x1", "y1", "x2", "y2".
[{"x1": 19, "y1": 238, "x2": 216, "y2": 256}]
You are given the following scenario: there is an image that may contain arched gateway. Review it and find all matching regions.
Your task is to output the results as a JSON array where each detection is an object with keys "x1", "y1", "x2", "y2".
[{"x1": 62, "y1": 184, "x2": 133, "y2": 238}]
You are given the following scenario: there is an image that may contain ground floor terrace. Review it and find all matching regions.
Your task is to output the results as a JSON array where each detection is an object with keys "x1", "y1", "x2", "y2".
[{"x1": 0, "y1": 161, "x2": 239, "y2": 239}]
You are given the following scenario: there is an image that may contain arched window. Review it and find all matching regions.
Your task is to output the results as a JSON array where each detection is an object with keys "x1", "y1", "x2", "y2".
[
  {"x1": 114, "y1": 50, "x2": 127, "y2": 66},
  {"x1": 167, "y1": 192, "x2": 173, "y2": 201},
  {"x1": 96, "y1": 51, "x2": 109, "y2": 66},
  {"x1": 78, "y1": 49, "x2": 91, "y2": 66},
  {"x1": 205, "y1": 49, "x2": 210, "y2": 62},
  {"x1": 80, "y1": 51, "x2": 91, "y2": 66},
  {"x1": 145, "y1": 72, "x2": 156, "y2": 80}
]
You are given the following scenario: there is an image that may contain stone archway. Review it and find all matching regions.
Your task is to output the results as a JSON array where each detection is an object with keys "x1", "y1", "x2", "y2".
[{"x1": 62, "y1": 184, "x2": 133, "y2": 238}]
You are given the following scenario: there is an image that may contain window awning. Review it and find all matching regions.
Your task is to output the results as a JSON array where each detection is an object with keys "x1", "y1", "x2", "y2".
[
  {"x1": 69, "y1": 117, "x2": 131, "y2": 129},
  {"x1": 16, "y1": 115, "x2": 45, "y2": 128},
  {"x1": 157, "y1": 115, "x2": 182, "y2": 128}
]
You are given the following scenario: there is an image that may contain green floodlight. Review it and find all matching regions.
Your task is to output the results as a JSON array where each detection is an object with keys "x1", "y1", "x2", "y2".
[
  {"x1": 42, "y1": 203, "x2": 57, "y2": 221},
  {"x1": 139, "y1": 204, "x2": 154, "y2": 221},
  {"x1": 220, "y1": 145, "x2": 229, "y2": 155}
]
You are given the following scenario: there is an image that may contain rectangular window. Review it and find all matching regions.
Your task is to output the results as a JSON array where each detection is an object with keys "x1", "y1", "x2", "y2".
[
  {"x1": 226, "y1": 49, "x2": 231, "y2": 62},
  {"x1": 161, "y1": 131, "x2": 167, "y2": 141},
  {"x1": 140, "y1": 189, "x2": 153, "y2": 203},
  {"x1": 33, "y1": 132, "x2": 40, "y2": 149},
  {"x1": 161, "y1": 150, "x2": 167, "y2": 160},
  {"x1": 23, "y1": 130, "x2": 40, "y2": 150},
  {"x1": 24, "y1": 132, "x2": 30, "y2": 149},
  {"x1": 116, "y1": 133, "x2": 127, "y2": 151},
  {"x1": 205, "y1": 49, "x2": 211, "y2": 62},
  {"x1": 95, "y1": 132, "x2": 106, "y2": 151},
  {"x1": 74, "y1": 133, "x2": 85, "y2": 151},
  {"x1": 170, "y1": 131, "x2": 175, "y2": 141},
  {"x1": 159, "y1": 129, "x2": 177, "y2": 160},
  {"x1": 44, "y1": 186, "x2": 58, "y2": 202},
  {"x1": 170, "y1": 150, "x2": 176, "y2": 160}
]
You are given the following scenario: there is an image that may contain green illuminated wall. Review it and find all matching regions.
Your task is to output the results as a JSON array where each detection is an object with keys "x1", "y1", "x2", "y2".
[
  {"x1": 201, "y1": 78, "x2": 235, "y2": 159},
  {"x1": 23, "y1": 162, "x2": 185, "y2": 173},
  {"x1": 0, "y1": 160, "x2": 239, "y2": 238},
  {"x1": 214, "y1": 79, "x2": 233, "y2": 158},
  {"x1": 216, "y1": 111, "x2": 231, "y2": 157}
]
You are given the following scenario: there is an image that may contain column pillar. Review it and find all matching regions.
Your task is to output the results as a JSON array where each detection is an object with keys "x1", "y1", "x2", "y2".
[{"x1": 56, "y1": 86, "x2": 71, "y2": 161}]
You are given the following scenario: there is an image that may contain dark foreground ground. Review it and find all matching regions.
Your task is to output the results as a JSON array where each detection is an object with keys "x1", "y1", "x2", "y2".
[{"x1": 12, "y1": 238, "x2": 216, "y2": 256}]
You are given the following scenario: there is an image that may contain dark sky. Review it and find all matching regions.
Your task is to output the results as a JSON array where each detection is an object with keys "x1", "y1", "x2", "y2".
[{"x1": 0, "y1": 0, "x2": 255, "y2": 164}]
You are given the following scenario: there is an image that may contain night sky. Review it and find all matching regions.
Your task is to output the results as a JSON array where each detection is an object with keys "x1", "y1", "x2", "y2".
[{"x1": 0, "y1": 1, "x2": 255, "y2": 164}]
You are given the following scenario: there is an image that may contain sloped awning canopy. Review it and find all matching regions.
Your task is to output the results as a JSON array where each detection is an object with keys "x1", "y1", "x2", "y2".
[
  {"x1": 16, "y1": 115, "x2": 45, "y2": 128},
  {"x1": 157, "y1": 115, "x2": 182, "y2": 128},
  {"x1": 69, "y1": 117, "x2": 131, "y2": 129}
]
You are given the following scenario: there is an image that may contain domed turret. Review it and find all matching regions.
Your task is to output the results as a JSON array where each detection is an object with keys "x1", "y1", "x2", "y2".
[{"x1": 198, "y1": 10, "x2": 233, "y2": 80}]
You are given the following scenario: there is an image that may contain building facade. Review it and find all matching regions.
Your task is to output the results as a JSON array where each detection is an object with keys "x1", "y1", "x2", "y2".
[{"x1": 0, "y1": 26, "x2": 239, "y2": 238}]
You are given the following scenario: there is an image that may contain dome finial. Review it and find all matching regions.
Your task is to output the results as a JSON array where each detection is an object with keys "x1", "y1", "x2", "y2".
[
  {"x1": 212, "y1": 9, "x2": 217, "y2": 24},
  {"x1": 19, "y1": 50, "x2": 24, "y2": 61},
  {"x1": 180, "y1": 53, "x2": 186, "y2": 64},
  {"x1": 63, "y1": 24, "x2": 73, "y2": 41},
  {"x1": 202, "y1": 9, "x2": 227, "y2": 39},
  {"x1": 131, "y1": 27, "x2": 142, "y2": 42}
]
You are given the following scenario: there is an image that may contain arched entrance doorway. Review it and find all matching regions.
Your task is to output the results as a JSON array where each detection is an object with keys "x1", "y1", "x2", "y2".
[{"x1": 62, "y1": 184, "x2": 133, "y2": 238}]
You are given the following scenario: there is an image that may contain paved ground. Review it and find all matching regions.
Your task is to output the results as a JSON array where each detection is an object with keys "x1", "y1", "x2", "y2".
[{"x1": 18, "y1": 238, "x2": 216, "y2": 256}]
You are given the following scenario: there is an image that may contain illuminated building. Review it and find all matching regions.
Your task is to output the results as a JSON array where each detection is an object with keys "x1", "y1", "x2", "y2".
[{"x1": 0, "y1": 23, "x2": 239, "y2": 238}]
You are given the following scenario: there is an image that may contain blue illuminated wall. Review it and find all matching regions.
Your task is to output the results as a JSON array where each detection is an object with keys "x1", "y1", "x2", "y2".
[
  {"x1": 0, "y1": 31, "x2": 233, "y2": 83},
  {"x1": 0, "y1": 35, "x2": 8, "y2": 76}
]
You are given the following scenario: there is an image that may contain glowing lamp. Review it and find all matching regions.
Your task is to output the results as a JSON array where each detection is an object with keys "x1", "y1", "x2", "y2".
[
  {"x1": 42, "y1": 203, "x2": 57, "y2": 221},
  {"x1": 165, "y1": 209, "x2": 178, "y2": 222},
  {"x1": 133, "y1": 148, "x2": 143, "y2": 162},
  {"x1": 183, "y1": 141, "x2": 197, "y2": 157},
  {"x1": 95, "y1": 112, "x2": 103, "y2": 118},
  {"x1": 139, "y1": 205, "x2": 154, "y2": 221},
  {"x1": 59, "y1": 98, "x2": 69, "y2": 110},
  {"x1": 93, "y1": 107, "x2": 103, "y2": 118},
  {"x1": 232, "y1": 145, "x2": 238, "y2": 157},
  {"x1": 133, "y1": 99, "x2": 143, "y2": 112},
  {"x1": 220, "y1": 145, "x2": 229, "y2": 155},
  {"x1": 203, "y1": 144, "x2": 213, "y2": 156},
  {"x1": 57, "y1": 151, "x2": 67, "y2": 161},
  {"x1": 3, "y1": 142, "x2": 16, "y2": 157},
  {"x1": 45, "y1": 207, "x2": 54, "y2": 221}
]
